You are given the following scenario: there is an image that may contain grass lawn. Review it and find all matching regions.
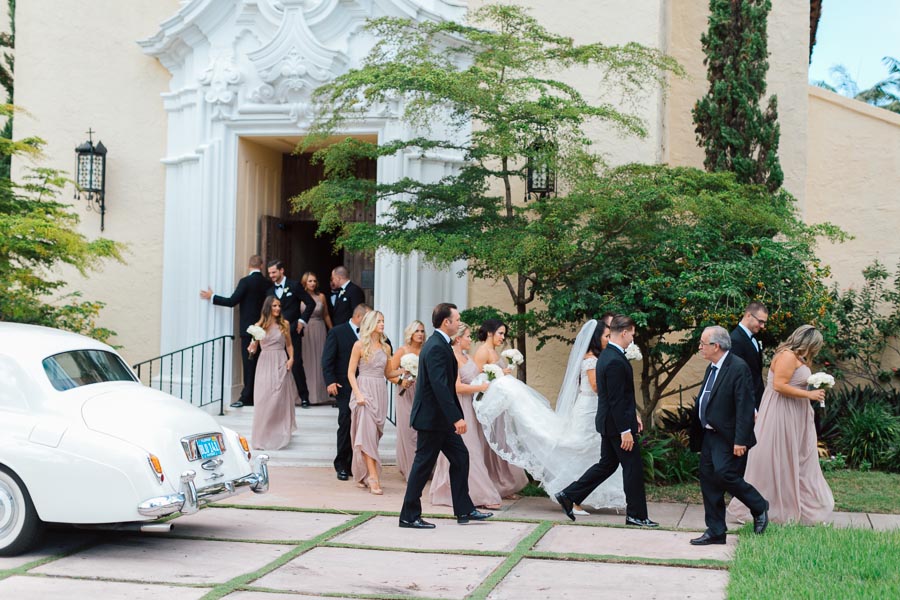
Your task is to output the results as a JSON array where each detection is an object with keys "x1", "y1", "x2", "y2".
[
  {"x1": 729, "y1": 524, "x2": 900, "y2": 599},
  {"x1": 646, "y1": 469, "x2": 900, "y2": 514}
]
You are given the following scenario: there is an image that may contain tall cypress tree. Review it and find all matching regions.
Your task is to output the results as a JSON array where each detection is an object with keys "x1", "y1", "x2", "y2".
[{"x1": 692, "y1": 0, "x2": 784, "y2": 192}]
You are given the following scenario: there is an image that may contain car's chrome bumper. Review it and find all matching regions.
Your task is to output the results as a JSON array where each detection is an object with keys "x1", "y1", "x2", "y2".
[{"x1": 137, "y1": 454, "x2": 269, "y2": 518}]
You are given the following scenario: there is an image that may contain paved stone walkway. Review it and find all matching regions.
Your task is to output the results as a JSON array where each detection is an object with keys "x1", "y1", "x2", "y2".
[{"x1": 2, "y1": 465, "x2": 897, "y2": 599}]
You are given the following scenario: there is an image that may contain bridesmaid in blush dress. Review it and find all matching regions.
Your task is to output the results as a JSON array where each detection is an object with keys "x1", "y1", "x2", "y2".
[
  {"x1": 728, "y1": 325, "x2": 835, "y2": 524},
  {"x1": 299, "y1": 272, "x2": 333, "y2": 406},
  {"x1": 389, "y1": 320, "x2": 426, "y2": 480},
  {"x1": 348, "y1": 310, "x2": 404, "y2": 495},
  {"x1": 430, "y1": 322, "x2": 502, "y2": 509},
  {"x1": 472, "y1": 318, "x2": 528, "y2": 499},
  {"x1": 249, "y1": 296, "x2": 299, "y2": 450}
]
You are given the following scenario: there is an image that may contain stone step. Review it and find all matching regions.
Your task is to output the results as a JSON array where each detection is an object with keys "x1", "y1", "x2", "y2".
[{"x1": 215, "y1": 404, "x2": 398, "y2": 467}]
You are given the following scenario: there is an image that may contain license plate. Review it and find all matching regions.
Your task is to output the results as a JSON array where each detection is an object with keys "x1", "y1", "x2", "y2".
[{"x1": 196, "y1": 436, "x2": 222, "y2": 459}]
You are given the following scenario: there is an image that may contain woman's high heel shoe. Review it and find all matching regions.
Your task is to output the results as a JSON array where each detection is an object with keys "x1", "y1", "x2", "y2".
[{"x1": 369, "y1": 479, "x2": 383, "y2": 495}]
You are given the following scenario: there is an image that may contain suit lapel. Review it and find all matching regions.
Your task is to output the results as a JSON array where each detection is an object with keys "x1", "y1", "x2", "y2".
[{"x1": 708, "y1": 354, "x2": 731, "y2": 403}]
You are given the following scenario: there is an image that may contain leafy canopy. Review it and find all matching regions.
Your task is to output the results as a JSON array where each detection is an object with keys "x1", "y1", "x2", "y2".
[
  {"x1": 295, "y1": 4, "x2": 682, "y2": 380},
  {"x1": 0, "y1": 105, "x2": 125, "y2": 341}
]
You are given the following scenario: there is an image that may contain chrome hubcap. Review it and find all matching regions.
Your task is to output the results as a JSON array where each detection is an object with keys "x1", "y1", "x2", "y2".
[{"x1": 0, "y1": 480, "x2": 19, "y2": 536}]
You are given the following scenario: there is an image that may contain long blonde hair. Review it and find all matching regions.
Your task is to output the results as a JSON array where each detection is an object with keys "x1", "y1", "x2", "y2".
[
  {"x1": 774, "y1": 324, "x2": 824, "y2": 364},
  {"x1": 359, "y1": 310, "x2": 391, "y2": 361},
  {"x1": 256, "y1": 296, "x2": 289, "y2": 337}
]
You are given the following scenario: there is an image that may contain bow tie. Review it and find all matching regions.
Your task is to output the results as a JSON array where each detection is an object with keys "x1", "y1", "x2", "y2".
[{"x1": 355, "y1": 327, "x2": 360, "y2": 333}]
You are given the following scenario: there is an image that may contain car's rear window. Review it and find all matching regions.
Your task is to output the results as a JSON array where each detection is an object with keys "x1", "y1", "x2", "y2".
[{"x1": 42, "y1": 350, "x2": 137, "y2": 391}]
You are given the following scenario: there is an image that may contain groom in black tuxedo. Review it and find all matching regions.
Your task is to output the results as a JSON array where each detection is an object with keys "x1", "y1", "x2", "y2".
[
  {"x1": 267, "y1": 260, "x2": 316, "y2": 407},
  {"x1": 690, "y1": 326, "x2": 768, "y2": 545},
  {"x1": 201, "y1": 254, "x2": 273, "y2": 408},
  {"x1": 730, "y1": 302, "x2": 768, "y2": 410},
  {"x1": 399, "y1": 303, "x2": 492, "y2": 529},
  {"x1": 556, "y1": 315, "x2": 657, "y2": 527},
  {"x1": 322, "y1": 302, "x2": 371, "y2": 481}
]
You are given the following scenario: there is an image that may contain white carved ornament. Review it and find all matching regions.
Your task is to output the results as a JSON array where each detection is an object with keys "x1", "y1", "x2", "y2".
[{"x1": 199, "y1": 51, "x2": 242, "y2": 119}]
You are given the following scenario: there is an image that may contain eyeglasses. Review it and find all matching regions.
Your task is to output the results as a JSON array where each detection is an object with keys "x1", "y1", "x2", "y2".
[
  {"x1": 698, "y1": 340, "x2": 716, "y2": 348},
  {"x1": 750, "y1": 314, "x2": 768, "y2": 326}
]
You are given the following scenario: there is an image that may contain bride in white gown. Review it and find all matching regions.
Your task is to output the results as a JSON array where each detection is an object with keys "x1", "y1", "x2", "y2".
[{"x1": 473, "y1": 320, "x2": 626, "y2": 510}]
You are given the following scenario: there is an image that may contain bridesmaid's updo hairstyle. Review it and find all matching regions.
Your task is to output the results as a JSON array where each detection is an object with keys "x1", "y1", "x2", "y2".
[
  {"x1": 477, "y1": 318, "x2": 507, "y2": 342},
  {"x1": 775, "y1": 324, "x2": 824, "y2": 364},
  {"x1": 300, "y1": 271, "x2": 318, "y2": 293},
  {"x1": 587, "y1": 321, "x2": 609, "y2": 356},
  {"x1": 451, "y1": 322, "x2": 471, "y2": 344}
]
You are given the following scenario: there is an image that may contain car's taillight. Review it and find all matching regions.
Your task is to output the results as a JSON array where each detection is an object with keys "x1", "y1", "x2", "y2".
[
  {"x1": 238, "y1": 435, "x2": 251, "y2": 460},
  {"x1": 148, "y1": 454, "x2": 165, "y2": 483}
]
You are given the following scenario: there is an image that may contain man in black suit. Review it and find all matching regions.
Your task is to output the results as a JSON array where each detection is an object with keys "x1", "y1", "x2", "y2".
[
  {"x1": 328, "y1": 265, "x2": 366, "y2": 326},
  {"x1": 201, "y1": 254, "x2": 272, "y2": 408},
  {"x1": 267, "y1": 259, "x2": 316, "y2": 407},
  {"x1": 690, "y1": 326, "x2": 769, "y2": 545},
  {"x1": 399, "y1": 303, "x2": 492, "y2": 529},
  {"x1": 322, "y1": 302, "x2": 371, "y2": 481},
  {"x1": 556, "y1": 315, "x2": 657, "y2": 527},
  {"x1": 730, "y1": 302, "x2": 768, "y2": 410}
]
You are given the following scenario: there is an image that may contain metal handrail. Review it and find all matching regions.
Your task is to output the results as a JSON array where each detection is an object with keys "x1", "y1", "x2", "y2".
[{"x1": 133, "y1": 335, "x2": 234, "y2": 415}]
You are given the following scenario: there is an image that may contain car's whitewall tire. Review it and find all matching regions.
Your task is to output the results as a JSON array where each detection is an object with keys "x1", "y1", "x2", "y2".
[{"x1": 0, "y1": 466, "x2": 43, "y2": 556}]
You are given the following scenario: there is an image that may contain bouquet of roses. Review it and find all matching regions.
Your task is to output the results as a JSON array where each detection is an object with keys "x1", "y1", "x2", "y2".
[
  {"x1": 246, "y1": 325, "x2": 266, "y2": 359},
  {"x1": 475, "y1": 363, "x2": 505, "y2": 401},
  {"x1": 501, "y1": 348, "x2": 524, "y2": 369},
  {"x1": 398, "y1": 353, "x2": 419, "y2": 396},
  {"x1": 807, "y1": 372, "x2": 835, "y2": 408},
  {"x1": 624, "y1": 342, "x2": 643, "y2": 361}
]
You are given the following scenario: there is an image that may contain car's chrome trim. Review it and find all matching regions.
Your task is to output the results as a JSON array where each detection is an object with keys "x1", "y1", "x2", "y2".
[{"x1": 136, "y1": 455, "x2": 270, "y2": 518}]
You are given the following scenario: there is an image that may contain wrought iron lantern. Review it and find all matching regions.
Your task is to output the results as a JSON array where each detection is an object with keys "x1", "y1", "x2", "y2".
[
  {"x1": 525, "y1": 135, "x2": 556, "y2": 200},
  {"x1": 74, "y1": 129, "x2": 108, "y2": 231}
]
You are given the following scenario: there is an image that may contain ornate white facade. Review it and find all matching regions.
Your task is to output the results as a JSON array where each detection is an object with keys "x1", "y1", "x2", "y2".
[{"x1": 139, "y1": 0, "x2": 469, "y2": 356}]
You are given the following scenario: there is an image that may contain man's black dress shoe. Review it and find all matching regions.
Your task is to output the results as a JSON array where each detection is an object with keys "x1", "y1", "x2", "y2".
[
  {"x1": 336, "y1": 470, "x2": 349, "y2": 481},
  {"x1": 690, "y1": 531, "x2": 727, "y2": 545},
  {"x1": 457, "y1": 510, "x2": 493, "y2": 524},
  {"x1": 753, "y1": 501, "x2": 769, "y2": 534},
  {"x1": 300, "y1": 400, "x2": 310, "y2": 408},
  {"x1": 625, "y1": 516, "x2": 660, "y2": 528},
  {"x1": 399, "y1": 518, "x2": 436, "y2": 529},
  {"x1": 230, "y1": 401, "x2": 244, "y2": 408},
  {"x1": 555, "y1": 492, "x2": 575, "y2": 522}
]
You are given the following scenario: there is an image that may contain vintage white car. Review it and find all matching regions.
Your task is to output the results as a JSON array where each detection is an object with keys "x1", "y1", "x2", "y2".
[{"x1": 0, "y1": 323, "x2": 269, "y2": 556}]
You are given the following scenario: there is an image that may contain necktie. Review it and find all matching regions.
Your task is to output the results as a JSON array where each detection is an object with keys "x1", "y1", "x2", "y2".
[
  {"x1": 699, "y1": 366, "x2": 718, "y2": 428},
  {"x1": 751, "y1": 334, "x2": 760, "y2": 352}
]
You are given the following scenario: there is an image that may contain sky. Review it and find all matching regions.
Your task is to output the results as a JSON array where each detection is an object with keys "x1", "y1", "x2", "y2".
[{"x1": 808, "y1": 0, "x2": 900, "y2": 90}]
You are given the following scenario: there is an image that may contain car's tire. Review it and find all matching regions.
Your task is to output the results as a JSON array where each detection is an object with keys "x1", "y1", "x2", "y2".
[{"x1": 0, "y1": 465, "x2": 44, "y2": 556}]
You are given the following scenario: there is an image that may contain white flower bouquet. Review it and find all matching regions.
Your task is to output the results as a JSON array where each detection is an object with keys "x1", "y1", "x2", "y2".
[
  {"x1": 807, "y1": 372, "x2": 835, "y2": 408},
  {"x1": 398, "y1": 353, "x2": 419, "y2": 396},
  {"x1": 624, "y1": 342, "x2": 643, "y2": 361},
  {"x1": 246, "y1": 325, "x2": 266, "y2": 341},
  {"x1": 501, "y1": 348, "x2": 524, "y2": 369},
  {"x1": 475, "y1": 363, "x2": 505, "y2": 401}
]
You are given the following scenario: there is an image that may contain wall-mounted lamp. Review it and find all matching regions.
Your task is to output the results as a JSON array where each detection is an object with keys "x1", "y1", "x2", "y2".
[
  {"x1": 525, "y1": 134, "x2": 556, "y2": 201},
  {"x1": 74, "y1": 129, "x2": 107, "y2": 231}
]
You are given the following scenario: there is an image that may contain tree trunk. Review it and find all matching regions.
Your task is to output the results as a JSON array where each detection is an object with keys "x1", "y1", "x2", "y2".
[{"x1": 516, "y1": 299, "x2": 527, "y2": 382}]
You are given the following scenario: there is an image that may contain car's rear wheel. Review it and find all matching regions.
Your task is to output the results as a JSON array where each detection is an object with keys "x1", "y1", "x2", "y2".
[{"x1": 0, "y1": 465, "x2": 43, "y2": 556}]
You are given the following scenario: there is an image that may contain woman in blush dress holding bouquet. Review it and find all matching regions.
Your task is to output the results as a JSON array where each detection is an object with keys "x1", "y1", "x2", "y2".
[
  {"x1": 299, "y1": 272, "x2": 333, "y2": 406},
  {"x1": 389, "y1": 320, "x2": 426, "y2": 480},
  {"x1": 728, "y1": 325, "x2": 834, "y2": 524},
  {"x1": 348, "y1": 310, "x2": 404, "y2": 494},
  {"x1": 430, "y1": 322, "x2": 502, "y2": 509},
  {"x1": 472, "y1": 319, "x2": 528, "y2": 499},
  {"x1": 248, "y1": 296, "x2": 299, "y2": 450}
]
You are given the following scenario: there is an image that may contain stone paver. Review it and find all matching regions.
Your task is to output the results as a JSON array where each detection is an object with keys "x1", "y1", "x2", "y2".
[
  {"x1": 31, "y1": 536, "x2": 292, "y2": 585},
  {"x1": 681, "y1": 503, "x2": 713, "y2": 530},
  {"x1": 829, "y1": 511, "x2": 874, "y2": 529},
  {"x1": 330, "y1": 515, "x2": 536, "y2": 552},
  {"x1": 171, "y1": 506, "x2": 353, "y2": 541},
  {"x1": 534, "y1": 524, "x2": 735, "y2": 561},
  {"x1": 868, "y1": 513, "x2": 900, "y2": 531},
  {"x1": 226, "y1": 593, "x2": 354, "y2": 600},
  {"x1": 254, "y1": 546, "x2": 504, "y2": 598},
  {"x1": 0, "y1": 530, "x2": 97, "y2": 571},
  {"x1": 487, "y1": 558, "x2": 729, "y2": 600},
  {"x1": 0, "y1": 576, "x2": 211, "y2": 599}
]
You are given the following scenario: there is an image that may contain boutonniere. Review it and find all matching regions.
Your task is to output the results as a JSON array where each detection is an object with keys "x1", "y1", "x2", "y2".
[
  {"x1": 284, "y1": 287, "x2": 293, "y2": 296},
  {"x1": 338, "y1": 288, "x2": 346, "y2": 297}
]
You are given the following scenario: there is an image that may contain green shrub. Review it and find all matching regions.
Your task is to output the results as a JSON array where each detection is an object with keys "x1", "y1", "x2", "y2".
[
  {"x1": 835, "y1": 402, "x2": 900, "y2": 470},
  {"x1": 819, "y1": 386, "x2": 900, "y2": 452},
  {"x1": 640, "y1": 431, "x2": 699, "y2": 484}
]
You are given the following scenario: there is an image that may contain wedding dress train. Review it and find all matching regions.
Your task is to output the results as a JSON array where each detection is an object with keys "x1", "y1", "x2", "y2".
[{"x1": 473, "y1": 321, "x2": 626, "y2": 509}]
